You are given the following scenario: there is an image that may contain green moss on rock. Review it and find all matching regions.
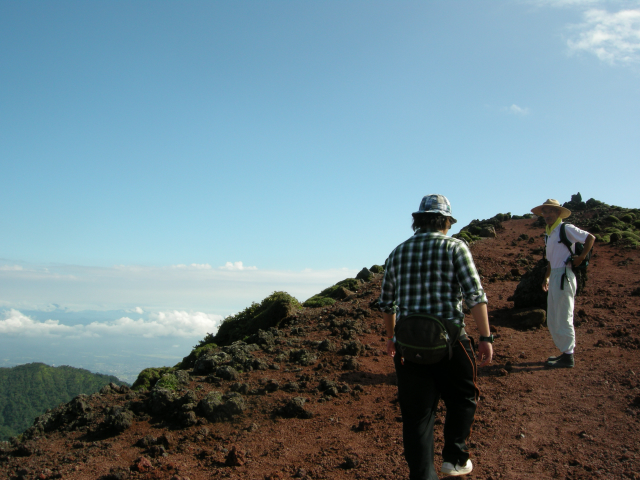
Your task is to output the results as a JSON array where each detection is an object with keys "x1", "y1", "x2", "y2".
[
  {"x1": 302, "y1": 278, "x2": 361, "y2": 308},
  {"x1": 213, "y1": 291, "x2": 301, "y2": 346},
  {"x1": 131, "y1": 367, "x2": 174, "y2": 391},
  {"x1": 302, "y1": 296, "x2": 336, "y2": 308},
  {"x1": 155, "y1": 373, "x2": 180, "y2": 391},
  {"x1": 177, "y1": 343, "x2": 218, "y2": 370},
  {"x1": 453, "y1": 231, "x2": 480, "y2": 245}
]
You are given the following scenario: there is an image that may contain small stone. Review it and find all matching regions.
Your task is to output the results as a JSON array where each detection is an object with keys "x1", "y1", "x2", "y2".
[{"x1": 225, "y1": 446, "x2": 246, "y2": 466}]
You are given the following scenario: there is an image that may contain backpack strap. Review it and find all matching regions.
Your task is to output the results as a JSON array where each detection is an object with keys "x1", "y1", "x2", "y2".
[
  {"x1": 558, "y1": 223, "x2": 573, "y2": 253},
  {"x1": 558, "y1": 223, "x2": 573, "y2": 291}
]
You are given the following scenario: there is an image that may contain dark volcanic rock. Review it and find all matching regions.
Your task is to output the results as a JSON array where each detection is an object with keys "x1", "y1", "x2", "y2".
[
  {"x1": 198, "y1": 391, "x2": 246, "y2": 422},
  {"x1": 102, "y1": 407, "x2": 134, "y2": 433},
  {"x1": 274, "y1": 397, "x2": 313, "y2": 419},
  {"x1": 148, "y1": 388, "x2": 178, "y2": 414},
  {"x1": 509, "y1": 259, "x2": 548, "y2": 310},
  {"x1": 356, "y1": 267, "x2": 373, "y2": 281}
]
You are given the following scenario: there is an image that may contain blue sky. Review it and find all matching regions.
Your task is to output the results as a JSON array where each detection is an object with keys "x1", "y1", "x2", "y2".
[{"x1": 1, "y1": 0, "x2": 639, "y2": 376}]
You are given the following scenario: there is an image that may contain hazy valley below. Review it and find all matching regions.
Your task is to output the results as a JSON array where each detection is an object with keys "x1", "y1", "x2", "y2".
[{"x1": 0, "y1": 335, "x2": 194, "y2": 384}]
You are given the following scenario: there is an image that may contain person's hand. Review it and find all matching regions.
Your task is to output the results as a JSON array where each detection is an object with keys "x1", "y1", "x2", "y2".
[
  {"x1": 477, "y1": 341, "x2": 493, "y2": 367},
  {"x1": 386, "y1": 338, "x2": 396, "y2": 357},
  {"x1": 542, "y1": 278, "x2": 549, "y2": 292},
  {"x1": 572, "y1": 256, "x2": 584, "y2": 267}
]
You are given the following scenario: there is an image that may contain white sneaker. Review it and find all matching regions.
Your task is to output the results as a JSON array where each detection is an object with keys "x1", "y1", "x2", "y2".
[{"x1": 441, "y1": 459, "x2": 473, "y2": 476}]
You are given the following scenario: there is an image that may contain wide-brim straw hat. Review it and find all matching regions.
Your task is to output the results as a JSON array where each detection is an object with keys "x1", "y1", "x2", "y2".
[{"x1": 531, "y1": 199, "x2": 571, "y2": 219}]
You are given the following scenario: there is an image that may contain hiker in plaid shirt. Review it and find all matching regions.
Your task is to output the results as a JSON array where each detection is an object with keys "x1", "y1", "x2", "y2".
[{"x1": 379, "y1": 194, "x2": 493, "y2": 479}]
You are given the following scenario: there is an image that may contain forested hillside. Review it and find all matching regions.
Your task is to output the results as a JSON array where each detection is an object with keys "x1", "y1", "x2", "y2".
[{"x1": 0, "y1": 363, "x2": 127, "y2": 441}]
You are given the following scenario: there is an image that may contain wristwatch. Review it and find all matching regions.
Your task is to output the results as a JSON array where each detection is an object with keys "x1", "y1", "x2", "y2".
[{"x1": 479, "y1": 335, "x2": 494, "y2": 343}]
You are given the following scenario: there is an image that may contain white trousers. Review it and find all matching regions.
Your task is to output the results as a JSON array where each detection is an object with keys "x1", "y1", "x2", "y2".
[{"x1": 547, "y1": 267, "x2": 576, "y2": 354}]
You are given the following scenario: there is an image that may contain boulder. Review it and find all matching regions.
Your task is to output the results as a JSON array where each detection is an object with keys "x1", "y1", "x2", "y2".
[
  {"x1": 215, "y1": 366, "x2": 240, "y2": 381},
  {"x1": 340, "y1": 339, "x2": 366, "y2": 356},
  {"x1": 289, "y1": 349, "x2": 317, "y2": 366},
  {"x1": 102, "y1": 407, "x2": 134, "y2": 433},
  {"x1": 148, "y1": 388, "x2": 178, "y2": 415},
  {"x1": 479, "y1": 226, "x2": 497, "y2": 238},
  {"x1": 198, "y1": 391, "x2": 245, "y2": 422},
  {"x1": 273, "y1": 397, "x2": 313, "y2": 419},
  {"x1": 356, "y1": 268, "x2": 373, "y2": 281},
  {"x1": 193, "y1": 352, "x2": 232, "y2": 375},
  {"x1": 509, "y1": 259, "x2": 548, "y2": 310}
]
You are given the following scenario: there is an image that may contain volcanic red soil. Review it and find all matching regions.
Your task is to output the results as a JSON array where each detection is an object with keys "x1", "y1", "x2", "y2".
[{"x1": 2, "y1": 218, "x2": 639, "y2": 480}]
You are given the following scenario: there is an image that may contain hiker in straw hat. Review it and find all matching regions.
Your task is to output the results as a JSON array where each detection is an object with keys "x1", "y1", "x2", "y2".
[{"x1": 531, "y1": 199, "x2": 595, "y2": 369}]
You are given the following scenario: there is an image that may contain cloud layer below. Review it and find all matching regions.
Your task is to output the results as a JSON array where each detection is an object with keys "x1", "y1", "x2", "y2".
[
  {"x1": 0, "y1": 308, "x2": 223, "y2": 339},
  {"x1": 0, "y1": 260, "x2": 359, "y2": 339}
]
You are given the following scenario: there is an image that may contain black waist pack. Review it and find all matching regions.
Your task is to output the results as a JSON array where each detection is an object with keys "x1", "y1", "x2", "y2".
[{"x1": 395, "y1": 313, "x2": 461, "y2": 365}]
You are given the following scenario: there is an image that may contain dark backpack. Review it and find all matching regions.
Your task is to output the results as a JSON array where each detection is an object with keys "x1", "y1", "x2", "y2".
[
  {"x1": 394, "y1": 314, "x2": 461, "y2": 365},
  {"x1": 559, "y1": 223, "x2": 591, "y2": 271}
]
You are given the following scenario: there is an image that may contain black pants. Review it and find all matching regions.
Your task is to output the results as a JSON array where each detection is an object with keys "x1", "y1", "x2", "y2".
[{"x1": 394, "y1": 337, "x2": 479, "y2": 480}]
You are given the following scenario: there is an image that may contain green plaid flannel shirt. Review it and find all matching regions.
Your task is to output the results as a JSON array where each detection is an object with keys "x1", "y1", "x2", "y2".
[{"x1": 379, "y1": 230, "x2": 487, "y2": 326}]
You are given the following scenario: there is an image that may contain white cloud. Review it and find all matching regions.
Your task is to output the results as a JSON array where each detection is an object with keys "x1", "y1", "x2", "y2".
[
  {"x1": 505, "y1": 104, "x2": 531, "y2": 115},
  {"x1": 0, "y1": 309, "x2": 87, "y2": 337},
  {"x1": 0, "y1": 261, "x2": 359, "y2": 314},
  {"x1": 219, "y1": 261, "x2": 257, "y2": 271},
  {"x1": 172, "y1": 263, "x2": 212, "y2": 270},
  {"x1": 0, "y1": 265, "x2": 23, "y2": 271},
  {"x1": 0, "y1": 309, "x2": 223, "y2": 339},
  {"x1": 567, "y1": 8, "x2": 640, "y2": 64},
  {"x1": 528, "y1": 0, "x2": 603, "y2": 6},
  {"x1": 190, "y1": 263, "x2": 212, "y2": 269}
]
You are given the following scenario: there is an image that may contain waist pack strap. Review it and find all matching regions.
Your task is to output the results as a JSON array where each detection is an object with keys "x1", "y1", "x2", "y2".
[{"x1": 395, "y1": 314, "x2": 462, "y2": 365}]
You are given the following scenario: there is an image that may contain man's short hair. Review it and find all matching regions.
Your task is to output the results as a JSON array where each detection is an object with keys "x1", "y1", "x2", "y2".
[{"x1": 412, "y1": 212, "x2": 449, "y2": 232}]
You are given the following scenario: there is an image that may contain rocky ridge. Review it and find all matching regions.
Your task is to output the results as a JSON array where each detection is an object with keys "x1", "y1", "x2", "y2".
[{"x1": 1, "y1": 200, "x2": 640, "y2": 480}]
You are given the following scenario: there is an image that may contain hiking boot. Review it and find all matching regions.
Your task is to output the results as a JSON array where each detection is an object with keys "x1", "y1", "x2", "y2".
[
  {"x1": 545, "y1": 353, "x2": 574, "y2": 369},
  {"x1": 441, "y1": 459, "x2": 473, "y2": 476},
  {"x1": 547, "y1": 353, "x2": 563, "y2": 362}
]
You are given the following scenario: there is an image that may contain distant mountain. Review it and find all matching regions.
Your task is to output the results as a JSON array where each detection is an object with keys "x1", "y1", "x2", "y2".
[{"x1": 0, "y1": 362, "x2": 127, "y2": 441}]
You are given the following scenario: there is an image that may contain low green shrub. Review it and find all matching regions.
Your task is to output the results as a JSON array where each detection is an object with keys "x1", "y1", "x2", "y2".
[
  {"x1": 302, "y1": 278, "x2": 361, "y2": 307},
  {"x1": 155, "y1": 373, "x2": 180, "y2": 391},
  {"x1": 302, "y1": 296, "x2": 336, "y2": 308},
  {"x1": 622, "y1": 231, "x2": 640, "y2": 241},
  {"x1": 453, "y1": 231, "x2": 480, "y2": 244},
  {"x1": 493, "y1": 212, "x2": 512, "y2": 222}
]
